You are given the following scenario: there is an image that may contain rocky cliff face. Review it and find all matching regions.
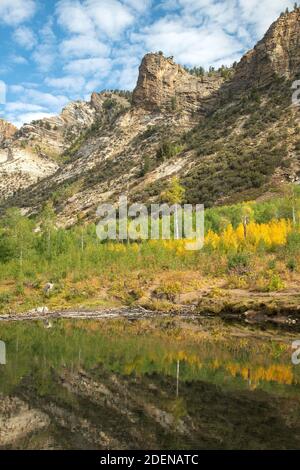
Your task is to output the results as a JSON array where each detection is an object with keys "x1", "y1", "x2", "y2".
[
  {"x1": 230, "y1": 9, "x2": 300, "y2": 91},
  {"x1": 132, "y1": 53, "x2": 223, "y2": 114},
  {"x1": 0, "y1": 119, "x2": 17, "y2": 145},
  {"x1": 0, "y1": 92, "x2": 131, "y2": 200}
]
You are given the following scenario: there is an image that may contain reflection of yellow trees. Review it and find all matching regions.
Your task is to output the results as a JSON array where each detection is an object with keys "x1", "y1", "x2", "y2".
[
  {"x1": 159, "y1": 351, "x2": 295, "y2": 387},
  {"x1": 164, "y1": 351, "x2": 203, "y2": 369},
  {"x1": 225, "y1": 362, "x2": 294, "y2": 385},
  {"x1": 58, "y1": 321, "x2": 297, "y2": 389},
  {"x1": 206, "y1": 219, "x2": 292, "y2": 251}
]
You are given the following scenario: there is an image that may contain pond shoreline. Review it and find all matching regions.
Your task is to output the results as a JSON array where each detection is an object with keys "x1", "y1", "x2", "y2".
[
  {"x1": 0, "y1": 306, "x2": 194, "y2": 322},
  {"x1": 0, "y1": 298, "x2": 300, "y2": 331}
]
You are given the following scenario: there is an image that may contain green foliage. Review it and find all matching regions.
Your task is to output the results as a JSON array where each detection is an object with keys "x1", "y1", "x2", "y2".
[
  {"x1": 161, "y1": 177, "x2": 185, "y2": 204},
  {"x1": 184, "y1": 64, "x2": 233, "y2": 80},
  {"x1": 266, "y1": 273, "x2": 285, "y2": 292},
  {"x1": 156, "y1": 141, "x2": 183, "y2": 161},
  {"x1": 51, "y1": 181, "x2": 82, "y2": 205},
  {"x1": 0, "y1": 191, "x2": 299, "y2": 313},
  {"x1": 0, "y1": 234, "x2": 15, "y2": 263},
  {"x1": 287, "y1": 258, "x2": 297, "y2": 272},
  {"x1": 227, "y1": 253, "x2": 250, "y2": 273},
  {"x1": 287, "y1": 231, "x2": 300, "y2": 253},
  {"x1": 139, "y1": 155, "x2": 151, "y2": 177},
  {"x1": 103, "y1": 98, "x2": 118, "y2": 110}
]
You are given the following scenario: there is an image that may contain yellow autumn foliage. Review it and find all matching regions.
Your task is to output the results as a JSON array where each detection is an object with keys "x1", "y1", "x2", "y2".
[{"x1": 205, "y1": 219, "x2": 292, "y2": 251}]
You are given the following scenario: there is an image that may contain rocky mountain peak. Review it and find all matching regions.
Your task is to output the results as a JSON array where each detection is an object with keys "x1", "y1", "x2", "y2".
[
  {"x1": 132, "y1": 52, "x2": 223, "y2": 114},
  {"x1": 231, "y1": 8, "x2": 300, "y2": 91}
]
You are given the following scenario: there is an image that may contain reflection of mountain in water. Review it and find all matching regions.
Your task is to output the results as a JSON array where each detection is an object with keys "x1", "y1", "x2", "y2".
[
  {"x1": 0, "y1": 318, "x2": 300, "y2": 450},
  {"x1": 1, "y1": 365, "x2": 300, "y2": 450}
]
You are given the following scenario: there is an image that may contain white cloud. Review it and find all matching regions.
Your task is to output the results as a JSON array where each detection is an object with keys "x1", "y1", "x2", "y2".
[
  {"x1": 56, "y1": 0, "x2": 96, "y2": 35},
  {"x1": 0, "y1": 0, "x2": 36, "y2": 26},
  {"x1": 60, "y1": 35, "x2": 110, "y2": 58},
  {"x1": 14, "y1": 26, "x2": 37, "y2": 49},
  {"x1": 9, "y1": 85, "x2": 25, "y2": 94},
  {"x1": 123, "y1": 0, "x2": 152, "y2": 13},
  {"x1": 5, "y1": 102, "x2": 46, "y2": 112},
  {"x1": 33, "y1": 47, "x2": 56, "y2": 71},
  {"x1": 10, "y1": 85, "x2": 69, "y2": 109},
  {"x1": 113, "y1": 63, "x2": 139, "y2": 90},
  {"x1": 176, "y1": 0, "x2": 294, "y2": 41},
  {"x1": 45, "y1": 76, "x2": 86, "y2": 93},
  {"x1": 109, "y1": 51, "x2": 141, "y2": 90},
  {"x1": 84, "y1": 78, "x2": 103, "y2": 93},
  {"x1": 131, "y1": 0, "x2": 295, "y2": 69},
  {"x1": 134, "y1": 17, "x2": 243, "y2": 68},
  {"x1": 238, "y1": 0, "x2": 294, "y2": 37},
  {"x1": 56, "y1": 0, "x2": 135, "y2": 39},
  {"x1": 32, "y1": 19, "x2": 57, "y2": 71},
  {"x1": 6, "y1": 86, "x2": 69, "y2": 127},
  {"x1": 54, "y1": 0, "x2": 151, "y2": 95},
  {"x1": 64, "y1": 57, "x2": 112, "y2": 75},
  {"x1": 24, "y1": 89, "x2": 69, "y2": 109},
  {"x1": 86, "y1": 0, "x2": 134, "y2": 38},
  {"x1": 10, "y1": 55, "x2": 28, "y2": 65}
]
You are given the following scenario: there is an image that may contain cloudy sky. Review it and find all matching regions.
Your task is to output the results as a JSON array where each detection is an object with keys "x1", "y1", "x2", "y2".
[{"x1": 0, "y1": 0, "x2": 295, "y2": 127}]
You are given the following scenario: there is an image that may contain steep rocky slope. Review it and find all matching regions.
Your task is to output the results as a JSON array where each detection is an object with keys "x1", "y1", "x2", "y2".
[
  {"x1": 0, "y1": 92, "x2": 130, "y2": 200},
  {"x1": 182, "y1": 8, "x2": 300, "y2": 206},
  {"x1": 230, "y1": 8, "x2": 300, "y2": 92},
  {"x1": 1, "y1": 8, "x2": 300, "y2": 222}
]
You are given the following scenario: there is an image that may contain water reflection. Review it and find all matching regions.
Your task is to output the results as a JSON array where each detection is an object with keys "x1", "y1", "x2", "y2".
[{"x1": 0, "y1": 317, "x2": 299, "y2": 449}]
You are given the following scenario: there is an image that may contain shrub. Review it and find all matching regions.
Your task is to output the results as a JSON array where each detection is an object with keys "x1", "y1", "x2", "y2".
[
  {"x1": 266, "y1": 273, "x2": 285, "y2": 292},
  {"x1": 287, "y1": 231, "x2": 300, "y2": 253},
  {"x1": 227, "y1": 253, "x2": 250, "y2": 274},
  {"x1": 287, "y1": 258, "x2": 297, "y2": 272},
  {"x1": 156, "y1": 141, "x2": 183, "y2": 161}
]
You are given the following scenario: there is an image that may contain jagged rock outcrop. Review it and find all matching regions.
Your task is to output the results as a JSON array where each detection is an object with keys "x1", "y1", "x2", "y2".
[
  {"x1": 0, "y1": 119, "x2": 17, "y2": 145},
  {"x1": 132, "y1": 52, "x2": 223, "y2": 114},
  {"x1": 230, "y1": 9, "x2": 300, "y2": 91},
  {"x1": 13, "y1": 95, "x2": 102, "y2": 158},
  {"x1": 0, "y1": 92, "x2": 131, "y2": 200}
]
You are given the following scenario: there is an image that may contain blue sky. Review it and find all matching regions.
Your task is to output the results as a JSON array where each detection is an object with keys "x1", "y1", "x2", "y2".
[{"x1": 0, "y1": 0, "x2": 295, "y2": 127}]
